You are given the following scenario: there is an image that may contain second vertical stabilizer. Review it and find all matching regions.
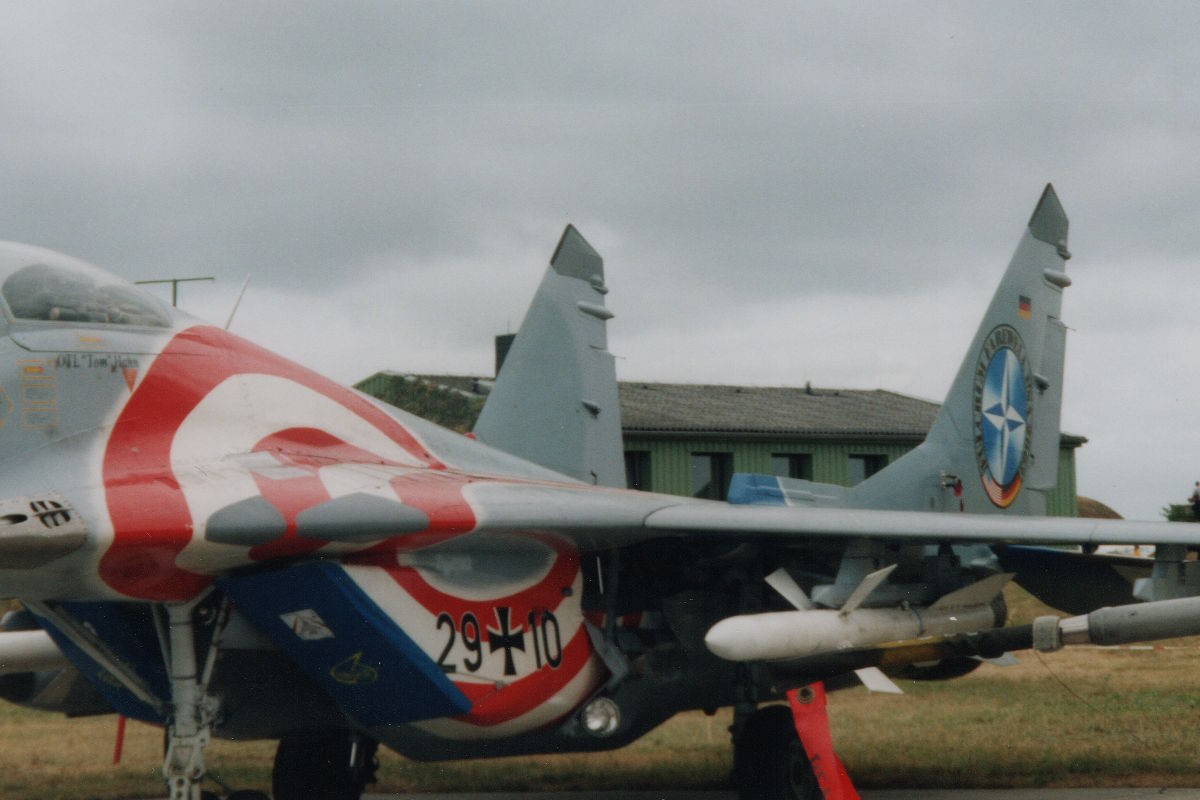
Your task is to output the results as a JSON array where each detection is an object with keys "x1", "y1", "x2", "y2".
[
  {"x1": 850, "y1": 184, "x2": 1072, "y2": 515},
  {"x1": 472, "y1": 226, "x2": 626, "y2": 487}
]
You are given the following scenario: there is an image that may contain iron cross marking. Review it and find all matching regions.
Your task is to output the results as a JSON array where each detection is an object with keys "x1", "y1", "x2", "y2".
[{"x1": 487, "y1": 607, "x2": 526, "y2": 676}]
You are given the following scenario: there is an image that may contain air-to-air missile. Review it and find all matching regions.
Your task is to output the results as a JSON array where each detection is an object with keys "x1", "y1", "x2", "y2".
[{"x1": 705, "y1": 564, "x2": 1200, "y2": 668}]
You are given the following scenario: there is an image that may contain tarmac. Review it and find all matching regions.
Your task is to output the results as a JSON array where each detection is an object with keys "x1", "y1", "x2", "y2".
[{"x1": 362, "y1": 792, "x2": 1200, "y2": 800}]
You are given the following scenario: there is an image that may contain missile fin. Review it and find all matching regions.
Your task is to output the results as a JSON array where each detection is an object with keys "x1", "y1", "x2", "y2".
[
  {"x1": 855, "y1": 667, "x2": 904, "y2": 694},
  {"x1": 975, "y1": 652, "x2": 1019, "y2": 667},
  {"x1": 766, "y1": 568, "x2": 814, "y2": 610},
  {"x1": 929, "y1": 572, "x2": 1013, "y2": 611},
  {"x1": 841, "y1": 564, "x2": 898, "y2": 614}
]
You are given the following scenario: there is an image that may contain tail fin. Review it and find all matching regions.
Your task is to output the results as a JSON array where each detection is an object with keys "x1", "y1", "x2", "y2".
[
  {"x1": 851, "y1": 184, "x2": 1071, "y2": 515},
  {"x1": 472, "y1": 226, "x2": 626, "y2": 487}
]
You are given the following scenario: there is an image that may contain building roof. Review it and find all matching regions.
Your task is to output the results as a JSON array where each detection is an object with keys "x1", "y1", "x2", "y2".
[
  {"x1": 1076, "y1": 496, "x2": 1122, "y2": 519},
  {"x1": 376, "y1": 372, "x2": 492, "y2": 398},
  {"x1": 619, "y1": 383, "x2": 937, "y2": 439},
  {"x1": 360, "y1": 372, "x2": 1086, "y2": 447}
]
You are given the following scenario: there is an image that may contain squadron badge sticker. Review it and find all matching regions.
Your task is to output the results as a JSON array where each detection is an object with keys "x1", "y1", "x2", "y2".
[{"x1": 973, "y1": 325, "x2": 1033, "y2": 507}]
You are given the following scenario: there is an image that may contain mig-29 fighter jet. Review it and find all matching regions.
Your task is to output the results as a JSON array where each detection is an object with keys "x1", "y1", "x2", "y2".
[{"x1": 0, "y1": 185, "x2": 1196, "y2": 800}]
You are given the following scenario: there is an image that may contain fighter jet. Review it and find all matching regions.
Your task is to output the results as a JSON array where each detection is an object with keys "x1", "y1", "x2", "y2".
[{"x1": 0, "y1": 185, "x2": 1195, "y2": 800}]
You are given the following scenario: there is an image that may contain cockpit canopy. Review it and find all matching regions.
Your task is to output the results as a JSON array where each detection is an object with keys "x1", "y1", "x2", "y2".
[{"x1": 0, "y1": 242, "x2": 172, "y2": 328}]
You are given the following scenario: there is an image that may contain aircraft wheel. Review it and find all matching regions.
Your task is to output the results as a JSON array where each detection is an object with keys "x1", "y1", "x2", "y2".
[
  {"x1": 734, "y1": 705, "x2": 821, "y2": 800},
  {"x1": 272, "y1": 730, "x2": 379, "y2": 800}
]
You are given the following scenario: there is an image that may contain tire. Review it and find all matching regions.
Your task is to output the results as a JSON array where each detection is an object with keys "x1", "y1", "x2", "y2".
[
  {"x1": 226, "y1": 792, "x2": 271, "y2": 800},
  {"x1": 271, "y1": 731, "x2": 378, "y2": 800},
  {"x1": 734, "y1": 705, "x2": 821, "y2": 800}
]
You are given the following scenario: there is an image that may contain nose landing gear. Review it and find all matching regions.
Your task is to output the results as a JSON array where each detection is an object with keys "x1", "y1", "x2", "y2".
[{"x1": 272, "y1": 729, "x2": 379, "y2": 800}]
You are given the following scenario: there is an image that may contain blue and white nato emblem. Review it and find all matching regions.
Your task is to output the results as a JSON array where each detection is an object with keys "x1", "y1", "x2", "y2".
[{"x1": 972, "y1": 325, "x2": 1033, "y2": 508}]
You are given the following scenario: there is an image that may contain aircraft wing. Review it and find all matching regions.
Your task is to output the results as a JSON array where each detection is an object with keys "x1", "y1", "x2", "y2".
[
  {"x1": 638, "y1": 500, "x2": 1189, "y2": 546},
  {"x1": 455, "y1": 478, "x2": 1191, "y2": 548},
  {"x1": 188, "y1": 471, "x2": 1196, "y2": 556}
]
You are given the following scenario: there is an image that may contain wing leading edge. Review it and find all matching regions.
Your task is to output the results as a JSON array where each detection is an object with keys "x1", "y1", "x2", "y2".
[
  {"x1": 638, "y1": 498, "x2": 1186, "y2": 547},
  {"x1": 459, "y1": 479, "x2": 1190, "y2": 548},
  {"x1": 189, "y1": 470, "x2": 1194, "y2": 555}
]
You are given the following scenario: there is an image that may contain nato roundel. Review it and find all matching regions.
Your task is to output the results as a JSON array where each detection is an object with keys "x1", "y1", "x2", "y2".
[{"x1": 973, "y1": 325, "x2": 1033, "y2": 508}]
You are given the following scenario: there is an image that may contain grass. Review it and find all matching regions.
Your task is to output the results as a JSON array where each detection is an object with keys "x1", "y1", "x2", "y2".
[
  {"x1": 6, "y1": 586, "x2": 1200, "y2": 798},
  {"x1": 832, "y1": 645, "x2": 1200, "y2": 788}
]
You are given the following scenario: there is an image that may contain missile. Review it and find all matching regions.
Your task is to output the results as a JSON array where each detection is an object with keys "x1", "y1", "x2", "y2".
[
  {"x1": 708, "y1": 577, "x2": 1200, "y2": 671},
  {"x1": 0, "y1": 629, "x2": 71, "y2": 674},
  {"x1": 705, "y1": 571, "x2": 1011, "y2": 663},
  {"x1": 767, "y1": 594, "x2": 1200, "y2": 690},
  {"x1": 705, "y1": 603, "x2": 1002, "y2": 663}
]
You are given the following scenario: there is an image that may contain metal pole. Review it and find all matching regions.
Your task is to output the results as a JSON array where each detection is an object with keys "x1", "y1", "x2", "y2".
[{"x1": 135, "y1": 277, "x2": 215, "y2": 308}]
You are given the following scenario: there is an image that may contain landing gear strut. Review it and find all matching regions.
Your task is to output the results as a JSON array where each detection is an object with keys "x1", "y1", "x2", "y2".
[
  {"x1": 162, "y1": 599, "x2": 226, "y2": 800},
  {"x1": 272, "y1": 730, "x2": 379, "y2": 800},
  {"x1": 735, "y1": 704, "x2": 821, "y2": 800},
  {"x1": 733, "y1": 683, "x2": 860, "y2": 800},
  {"x1": 160, "y1": 596, "x2": 270, "y2": 800}
]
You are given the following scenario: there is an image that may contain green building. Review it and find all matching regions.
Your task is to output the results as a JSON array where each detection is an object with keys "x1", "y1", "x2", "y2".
[{"x1": 355, "y1": 372, "x2": 1084, "y2": 517}]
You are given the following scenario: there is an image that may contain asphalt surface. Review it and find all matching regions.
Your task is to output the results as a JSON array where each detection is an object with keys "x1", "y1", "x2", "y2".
[
  {"x1": 363, "y1": 792, "x2": 1200, "y2": 800},
  {"x1": 139, "y1": 787, "x2": 1200, "y2": 800},
  {"x1": 135, "y1": 785, "x2": 1200, "y2": 799}
]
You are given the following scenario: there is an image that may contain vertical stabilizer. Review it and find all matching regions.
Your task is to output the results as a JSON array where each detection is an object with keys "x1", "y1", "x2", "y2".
[
  {"x1": 851, "y1": 184, "x2": 1072, "y2": 515},
  {"x1": 472, "y1": 226, "x2": 626, "y2": 487}
]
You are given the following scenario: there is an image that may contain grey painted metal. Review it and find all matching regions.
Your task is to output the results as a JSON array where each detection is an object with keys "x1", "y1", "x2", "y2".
[
  {"x1": 294, "y1": 493, "x2": 430, "y2": 541},
  {"x1": 1028, "y1": 182, "x2": 1071, "y2": 251},
  {"x1": 473, "y1": 225, "x2": 626, "y2": 488},
  {"x1": 205, "y1": 496, "x2": 287, "y2": 545},
  {"x1": 166, "y1": 458, "x2": 1166, "y2": 550},
  {"x1": 1047, "y1": 594, "x2": 1200, "y2": 648},
  {"x1": 846, "y1": 183, "x2": 1070, "y2": 516},
  {"x1": 1025, "y1": 318, "x2": 1067, "y2": 490},
  {"x1": 0, "y1": 494, "x2": 88, "y2": 568},
  {"x1": 643, "y1": 501, "x2": 1195, "y2": 546}
]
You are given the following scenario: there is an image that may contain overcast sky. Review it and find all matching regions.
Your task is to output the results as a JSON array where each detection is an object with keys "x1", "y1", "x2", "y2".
[{"x1": 1, "y1": 2, "x2": 1197, "y2": 520}]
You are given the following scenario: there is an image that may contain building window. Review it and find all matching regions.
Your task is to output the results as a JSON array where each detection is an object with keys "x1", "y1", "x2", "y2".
[
  {"x1": 692, "y1": 452, "x2": 733, "y2": 500},
  {"x1": 848, "y1": 454, "x2": 888, "y2": 485},
  {"x1": 625, "y1": 450, "x2": 651, "y2": 491},
  {"x1": 770, "y1": 453, "x2": 813, "y2": 480}
]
